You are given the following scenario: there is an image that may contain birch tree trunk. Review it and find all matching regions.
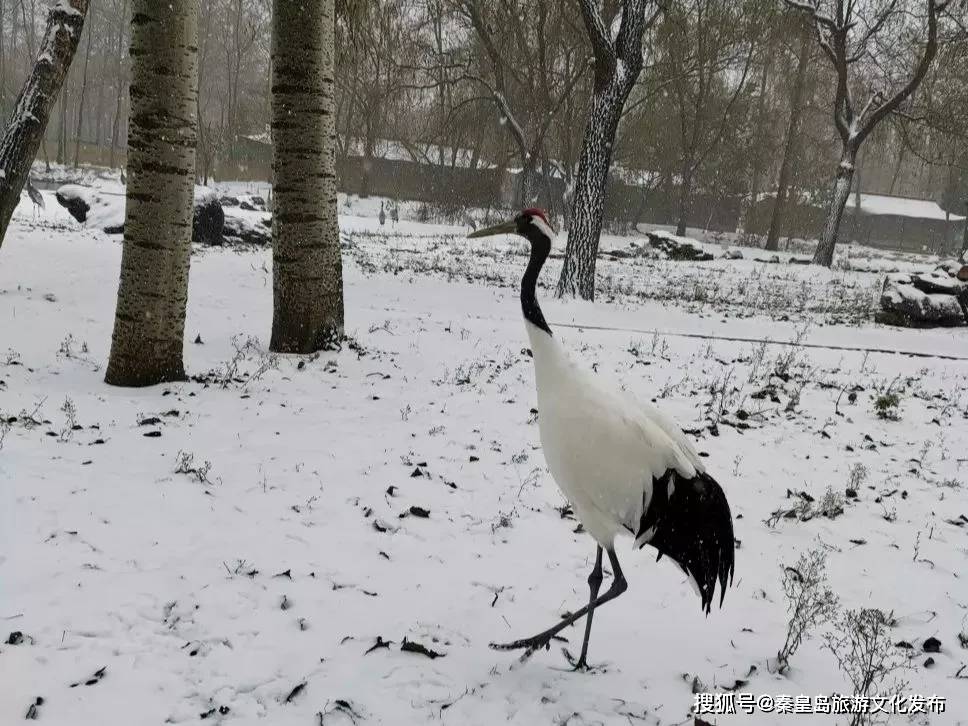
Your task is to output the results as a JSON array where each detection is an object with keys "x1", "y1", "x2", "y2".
[
  {"x1": 0, "y1": 0, "x2": 89, "y2": 250},
  {"x1": 270, "y1": 0, "x2": 344, "y2": 353},
  {"x1": 556, "y1": 0, "x2": 653, "y2": 301},
  {"x1": 105, "y1": 0, "x2": 198, "y2": 386},
  {"x1": 814, "y1": 146, "x2": 856, "y2": 266}
]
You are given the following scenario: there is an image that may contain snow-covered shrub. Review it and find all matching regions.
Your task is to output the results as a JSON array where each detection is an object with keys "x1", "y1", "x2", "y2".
[
  {"x1": 174, "y1": 451, "x2": 214, "y2": 486},
  {"x1": 824, "y1": 608, "x2": 908, "y2": 726},
  {"x1": 777, "y1": 549, "x2": 839, "y2": 672},
  {"x1": 819, "y1": 486, "x2": 845, "y2": 519},
  {"x1": 847, "y1": 463, "x2": 868, "y2": 491}
]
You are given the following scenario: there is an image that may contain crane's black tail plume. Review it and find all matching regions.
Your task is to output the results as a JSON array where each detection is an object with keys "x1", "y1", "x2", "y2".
[{"x1": 634, "y1": 470, "x2": 735, "y2": 614}]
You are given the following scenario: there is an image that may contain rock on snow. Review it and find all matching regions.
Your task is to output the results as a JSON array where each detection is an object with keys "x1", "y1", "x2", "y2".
[
  {"x1": 877, "y1": 270, "x2": 967, "y2": 327},
  {"x1": 55, "y1": 183, "x2": 245, "y2": 246}
]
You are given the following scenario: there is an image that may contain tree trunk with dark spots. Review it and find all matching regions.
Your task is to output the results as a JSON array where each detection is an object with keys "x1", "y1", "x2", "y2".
[
  {"x1": 813, "y1": 145, "x2": 856, "y2": 267},
  {"x1": 105, "y1": 1, "x2": 199, "y2": 386},
  {"x1": 556, "y1": 0, "x2": 654, "y2": 301},
  {"x1": 0, "y1": 0, "x2": 89, "y2": 251},
  {"x1": 270, "y1": 0, "x2": 343, "y2": 353},
  {"x1": 516, "y1": 159, "x2": 540, "y2": 209},
  {"x1": 675, "y1": 167, "x2": 695, "y2": 237},
  {"x1": 557, "y1": 84, "x2": 624, "y2": 300}
]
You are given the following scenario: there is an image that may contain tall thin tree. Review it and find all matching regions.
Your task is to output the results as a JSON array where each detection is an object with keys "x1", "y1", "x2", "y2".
[
  {"x1": 765, "y1": 19, "x2": 813, "y2": 251},
  {"x1": 664, "y1": 0, "x2": 755, "y2": 237},
  {"x1": 270, "y1": 0, "x2": 344, "y2": 353},
  {"x1": 108, "y1": 0, "x2": 127, "y2": 170},
  {"x1": 0, "y1": 0, "x2": 89, "y2": 250},
  {"x1": 73, "y1": 3, "x2": 94, "y2": 168},
  {"x1": 557, "y1": 0, "x2": 659, "y2": 300},
  {"x1": 105, "y1": 1, "x2": 199, "y2": 386}
]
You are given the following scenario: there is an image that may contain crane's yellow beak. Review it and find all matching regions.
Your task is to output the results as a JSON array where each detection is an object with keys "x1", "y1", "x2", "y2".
[{"x1": 467, "y1": 219, "x2": 517, "y2": 238}]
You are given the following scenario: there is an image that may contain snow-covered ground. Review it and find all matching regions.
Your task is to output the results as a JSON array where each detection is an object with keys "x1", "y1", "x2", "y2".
[{"x1": 2, "y1": 190, "x2": 968, "y2": 726}]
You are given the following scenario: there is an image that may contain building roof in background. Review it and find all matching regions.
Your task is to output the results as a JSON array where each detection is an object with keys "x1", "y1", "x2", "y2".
[{"x1": 845, "y1": 193, "x2": 965, "y2": 222}]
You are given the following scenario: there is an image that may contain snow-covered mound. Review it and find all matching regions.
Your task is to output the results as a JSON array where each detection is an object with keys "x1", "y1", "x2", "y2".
[
  {"x1": 55, "y1": 184, "x2": 125, "y2": 232},
  {"x1": 877, "y1": 268, "x2": 968, "y2": 327},
  {"x1": 223, "y1": 209, "x2": 271, "y2": 245},
  {"x1": 645, "y1": 230, "x2": 716, "y2": 261},
  {"x1": 53, "y1": 184, "x2": 257, "y2": 246}
]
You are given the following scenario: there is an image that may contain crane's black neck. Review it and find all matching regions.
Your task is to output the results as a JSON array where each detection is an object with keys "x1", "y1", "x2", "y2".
[{"x1": 520, "y1": 229, "x2": 552, "y2": 336}]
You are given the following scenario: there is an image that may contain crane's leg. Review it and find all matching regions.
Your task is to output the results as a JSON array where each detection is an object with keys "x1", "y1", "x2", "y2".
[
  {"x1": 491, "y1": 548, "x2": 627, "y2": 662},
  {"x1": 571, "y1": 546, "x2": 603, "y2": 670}
]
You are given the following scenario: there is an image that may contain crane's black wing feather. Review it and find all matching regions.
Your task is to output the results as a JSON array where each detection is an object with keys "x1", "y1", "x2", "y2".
[{"x1": 635, "y1": 469, "x2": 735, "y2": 615}]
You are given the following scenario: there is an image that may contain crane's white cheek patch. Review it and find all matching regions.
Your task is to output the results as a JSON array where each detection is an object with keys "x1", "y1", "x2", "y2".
[{"x1": 531, "y1": 217, "x2": 556, "y2": 242}]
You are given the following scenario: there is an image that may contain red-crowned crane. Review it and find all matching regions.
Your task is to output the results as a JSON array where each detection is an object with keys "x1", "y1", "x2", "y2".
[
  {"x1": 468, "y1": 208, "x2": 735, "y2": 670},
  {"x1": 378, "y1": 200, "x2": 386, "y2": 227}
]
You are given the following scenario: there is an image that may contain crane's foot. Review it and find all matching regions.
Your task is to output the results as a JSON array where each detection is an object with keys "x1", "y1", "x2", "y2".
[
  {"x1": 563, "y1": 648, "x2": 591, "y2": 671},
  {"x1": 561, "y1": 647, "x2": 604, "y2": 672},
  {"x1": 489, "y1": 633, "x2": 567, "y2": 661}
]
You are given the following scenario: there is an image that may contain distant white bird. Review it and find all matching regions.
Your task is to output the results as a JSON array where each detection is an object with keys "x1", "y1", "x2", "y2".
[
  {"x1": 389, "y1": 201, "x2": 399, "y2": 226},
  {"x1": 378, "y1": 200, "x2": 386, "y2": 227},
  {"x1": 469, "y1": 208, "x2": 735, "y2": 669}
]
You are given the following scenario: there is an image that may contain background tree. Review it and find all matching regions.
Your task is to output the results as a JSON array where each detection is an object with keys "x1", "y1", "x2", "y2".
[
  {"x1": 105, "y1": 0, "x2": 199, "y2": 386},
  {"x1": 1, "y1": 0, "x2": 965, "y2": 263},
  {"x1": 269, "y1": 0, "x2": 343, "y2": 353},
  {"x1": 785, "y1": 0, "x2": 953, "y2": 266},
  {"x1": 453, "y1": 0, "x2": 588, "y2": 210},
  {"x1": 661, "y1": 0, "x2": 756, "y2": 236},
  {"x1": 0, "y1": 0, "x2": 89, "y2": 249},
  {"x1": 765, "y1": 18, "x2": 814, "y2": 250},
  {"x1": 336, "y1": 1, "x2": 412, "y2": 198},
  {"x1": 557, "y1": 0, "x2": 659, "y2": 300}
]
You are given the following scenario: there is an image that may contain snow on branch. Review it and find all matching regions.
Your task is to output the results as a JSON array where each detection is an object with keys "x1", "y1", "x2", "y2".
[
  {"x1": 784, "y1": 0, "x2": 951, "y2": 149},
  {"x1": 577, "y1": 0, "x2": 616, "y2": 64},
  {"x1": 783, "y1": 0, "x2": 837, "y2": 28}
]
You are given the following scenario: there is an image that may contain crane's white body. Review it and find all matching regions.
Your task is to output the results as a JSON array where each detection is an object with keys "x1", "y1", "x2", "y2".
[
  {"x1": 471, "y1": 209, "x2": 731, "y2": 646},
  {"x1": 525, "y1": 321, "x2": 704, "y2": 548}
]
